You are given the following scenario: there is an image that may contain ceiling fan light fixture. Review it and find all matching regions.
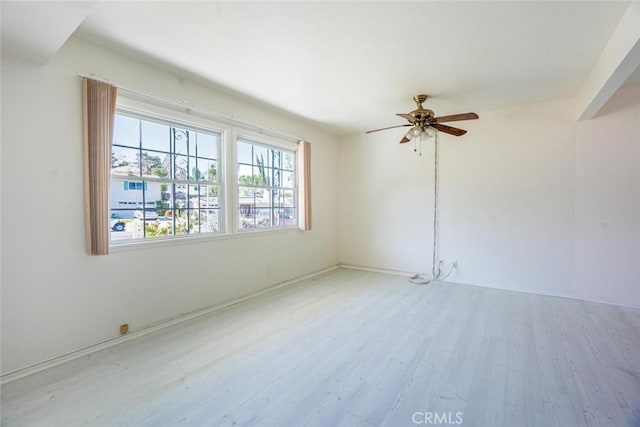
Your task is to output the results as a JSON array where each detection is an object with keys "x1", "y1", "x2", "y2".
[
  {"x1": 424, "y1": 126, "x2": 436, "y2": 139},
  {"x1": 407, "y1": 126, "x2": 436, "y2": 142},
  {"x1": 404, "y1": 127, "x2": 416, "y2": 141}
]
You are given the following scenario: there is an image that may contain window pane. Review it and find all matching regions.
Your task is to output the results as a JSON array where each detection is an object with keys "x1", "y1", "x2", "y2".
[
  {"x1": 173, "y1": 183, "x2": 188, "y2": 209},
  {"x1": 196, "y1": 132, "x2": 219, "y2": 159},
  {"x1": 173, "y1": 128, "x2": 193, "y2": 156},
  {"x1": 156, "y1": 182, "x2": 172, "y2": 217},
  {"x1": 188, "y1": 209, "x2": 201, "y2": 234},
  {"x1": 173, "y1": 209, "x2": 189, "y2": 235},
  {"x1": 112, "y1": 146, "x2": 140, "y2": 174},
  {"x1": 271, "y1": 189, "x2": 283, "y2": 208},
  {"x1": 200, "y1": 209, "x2": 220, "y2": 233},
  {"x1": 239, "y1": 186, "x2": 256, "y2": 230},
  {"x1": 238, "y1": 164, "x2": 253, "y2": 184},
  {"x1": 174, "y1": 155, "x2": 189, "y2": 180},
  {"x1": 199, "y1": 185, "x2": 219, "y2": 208},
  {"x1": 110, "y1": 215, "x2": 133, "y2": 241},
  {"x1": 253, "y1": 166, "x2": 269, "y2": 186},
  {"x1": 187, "y1": 184, "x2": 201, "y2": 208},
  {"x1": 269, "y1": 167, "x2": 281, "y2": 188},
  {"x1": 144, "y1": 217, "x2": 173, "y2": 239},
  {"x1": 143, "y1": 181, "x2": 163, "y2": 215},
  {"x1": 256, "y1": 189, "x2": 271, "y2": 211},
  {"x1": 141, "y1": 120, "x2": 170, "y2": 152},
  {"x1": 282, "y1": 208, "x2": 297, "y2": 227},
  {"x1": 270, "y1": 149, "x2": 282, "y2": 170},
  {"x1": 141, "y1": 151, "x2": 169, "y2": 178},
  {"x1": 239, "y1": 210, "x2": 255, "y2": 230},
  {"x1": 283, "y1": 151, "x2": 294, "y2": 171},
  {"x1": 173, "y1": 209, "x2": 200, "y2": 235},
  {"x1": 253, "y1": 145, "x2": 268, "y2": 167},
  {"x1": 198, "y1": 158, "x2": 217, "y2": 182},
  {"x1": 256, "y1": 209, "x2": 272, "y2": 228},
  {"x1": 110, "y1": 176, "x2": 143, "y2": 212},
  {"x1": 238, "y1": 141, "x2": 253, "y2": 164},
  {"x1": 283, "y1": 190, "x2": 295, "y2": 207},
  {"x1": 239, "y1": 185, "x2": 256, "y2": 199},
  {"x1": 111, "y1": 174, "x2": 145, "y2": 239},
  {"x1": 113, "y1": 115, "x2": 140, "y2": 148},
  {"x1": 188, "y1": 157, "x2": 202, "y2": 181},
  {"x1": 282, "y1": 171, "x2": 295, "y2": 188}
]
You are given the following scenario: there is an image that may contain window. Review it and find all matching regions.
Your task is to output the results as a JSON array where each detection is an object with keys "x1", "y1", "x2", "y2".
[
  {"x1": 110, "y1": 113, "x2": 223, "y2": 242},
  {"x1": 123, "y1": 181, "x2": 147, "y2": 191},
  {"x1": 105, "y1": 99, "x2": 309, "y2": 248},
  {"x1": 237, "y1": 138, "x2": 297, "y2": 230}
]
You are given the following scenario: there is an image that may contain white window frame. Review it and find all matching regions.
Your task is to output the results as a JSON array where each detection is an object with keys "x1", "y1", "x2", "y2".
[
  {"x1": 110, "y1": 102, "x2": 228, "y2": 245},
  {"x1": 109, "y1": 97, "x2": 301, "y2": 251},
  {"x1": 233, "y1": 129, "x2": 299, "y2": 233}
]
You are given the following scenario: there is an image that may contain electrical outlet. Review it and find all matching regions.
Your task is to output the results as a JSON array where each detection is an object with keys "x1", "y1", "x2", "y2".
[{"x1": 120, "y1": 324, "x2": 129, "y2": 335}]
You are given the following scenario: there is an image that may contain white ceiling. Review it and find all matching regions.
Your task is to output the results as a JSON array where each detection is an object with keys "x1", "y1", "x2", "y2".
[
  {"x1": 2, "y1": 1, "x2": 634, "y2": 135},
  {"x1": 0, "y1": 1, "x2": 95, "y2": 64}
]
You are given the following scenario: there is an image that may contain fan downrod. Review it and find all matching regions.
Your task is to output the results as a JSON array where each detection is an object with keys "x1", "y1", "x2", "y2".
[
  {"x1": 413, "y1": 94, "x2": 429, "y2": 108},
  {"x1": 411, "y1": 94, "x2": 434, "y2": 123}
]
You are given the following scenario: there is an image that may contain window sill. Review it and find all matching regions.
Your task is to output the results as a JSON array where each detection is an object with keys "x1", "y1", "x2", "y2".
[{"x1": 109, "y1": 226, "x2": 301, "y2": 253}]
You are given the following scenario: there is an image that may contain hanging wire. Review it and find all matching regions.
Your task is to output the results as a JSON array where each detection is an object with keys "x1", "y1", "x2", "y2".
[
  {"x1": 432, "y1": 130, "x2": 439, "y2": 277},
  {"x1": 410, "y1": 130, "x2": 457, "y2": 285}
]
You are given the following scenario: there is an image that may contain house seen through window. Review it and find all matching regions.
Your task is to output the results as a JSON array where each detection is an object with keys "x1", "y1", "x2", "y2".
[{"x1": 110, "y1": 113, "x2": 222, "y2": 241}]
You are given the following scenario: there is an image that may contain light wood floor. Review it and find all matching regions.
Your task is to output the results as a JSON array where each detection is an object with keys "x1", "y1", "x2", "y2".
[{"x1": 2, "y1": 269, "x2": 640, "y2": 426}]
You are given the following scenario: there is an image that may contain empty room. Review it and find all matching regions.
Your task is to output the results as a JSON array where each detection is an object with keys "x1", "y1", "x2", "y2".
[{"x1": 1, "y1": 1, "x2": 639, "y2": 426}]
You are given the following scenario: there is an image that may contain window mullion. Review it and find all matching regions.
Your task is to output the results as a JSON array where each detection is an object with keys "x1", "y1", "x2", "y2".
[{"x1": 227, "y1": 128, "x2": 238, "y2": 234}]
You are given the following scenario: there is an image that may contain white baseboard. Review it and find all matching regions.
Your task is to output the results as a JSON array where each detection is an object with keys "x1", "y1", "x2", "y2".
[
  {"x1": 452, "y1": 278, "x2": 640, "y2": 310},
  {"x1": 340, "y1": 264, "x2": 416, "y2": 277},
  {"x1": 1, "y1": 265, "x2": 341, "y2": 385},
  {"x1": 340, "y1": 263, "x2": 640, "y2": 310}
]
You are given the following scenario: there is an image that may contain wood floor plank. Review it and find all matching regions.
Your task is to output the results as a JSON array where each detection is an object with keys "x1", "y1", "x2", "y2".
[
  {"x1": 2, "y1": 269, "x2": 639, "y2": 427},
  {"x1": 529, "y1": 294, "x2": 588, "y2": 426}
]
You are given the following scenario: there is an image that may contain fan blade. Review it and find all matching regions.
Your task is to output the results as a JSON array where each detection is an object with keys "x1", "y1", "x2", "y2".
[
  {"x1": 399, "y1": 136, "x2": 410, "y2": 144},
  {"x1": 365, "y1": 124, "x2": 411, "y2": 134},
  {"x1": 434, "y1": 112, "x2": 479, "y2": 123},
  {"x1": 431, "y1": 123, "x2": 467, "y2": 136},
  {"x1": 396, "y1": 113, "x2": 416, "y2": 123}
]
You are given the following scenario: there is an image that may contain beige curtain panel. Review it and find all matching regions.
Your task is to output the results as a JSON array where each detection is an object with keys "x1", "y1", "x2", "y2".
[
  {"x1": 83, "y1": 78, "x2": 118, "y2": 255},
  {"x1": 298, "y1": 140, "x2": 312, "y2": 231}
]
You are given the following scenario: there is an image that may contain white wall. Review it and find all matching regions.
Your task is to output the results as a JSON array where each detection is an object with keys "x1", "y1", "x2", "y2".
[
  {"x1": 340, "y1": 86, "x2": 640, "y2": 308},
  {"x1": 0, "y1": 37, "x2": 339, "y2": 374},
  {"x1": 574, "y1": 86, "x2": 640, "y2": 306}
]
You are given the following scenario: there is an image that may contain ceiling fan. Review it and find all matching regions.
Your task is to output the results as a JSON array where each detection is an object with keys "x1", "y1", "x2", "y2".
[{"x1": 366, "y1": 94, "x2": 479, "y2": 143}]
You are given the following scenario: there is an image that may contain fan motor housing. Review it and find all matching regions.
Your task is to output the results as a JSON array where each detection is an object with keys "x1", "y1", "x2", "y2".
[{"x1": 411, "y1": 108, "x2": 435, "y2": 123}]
